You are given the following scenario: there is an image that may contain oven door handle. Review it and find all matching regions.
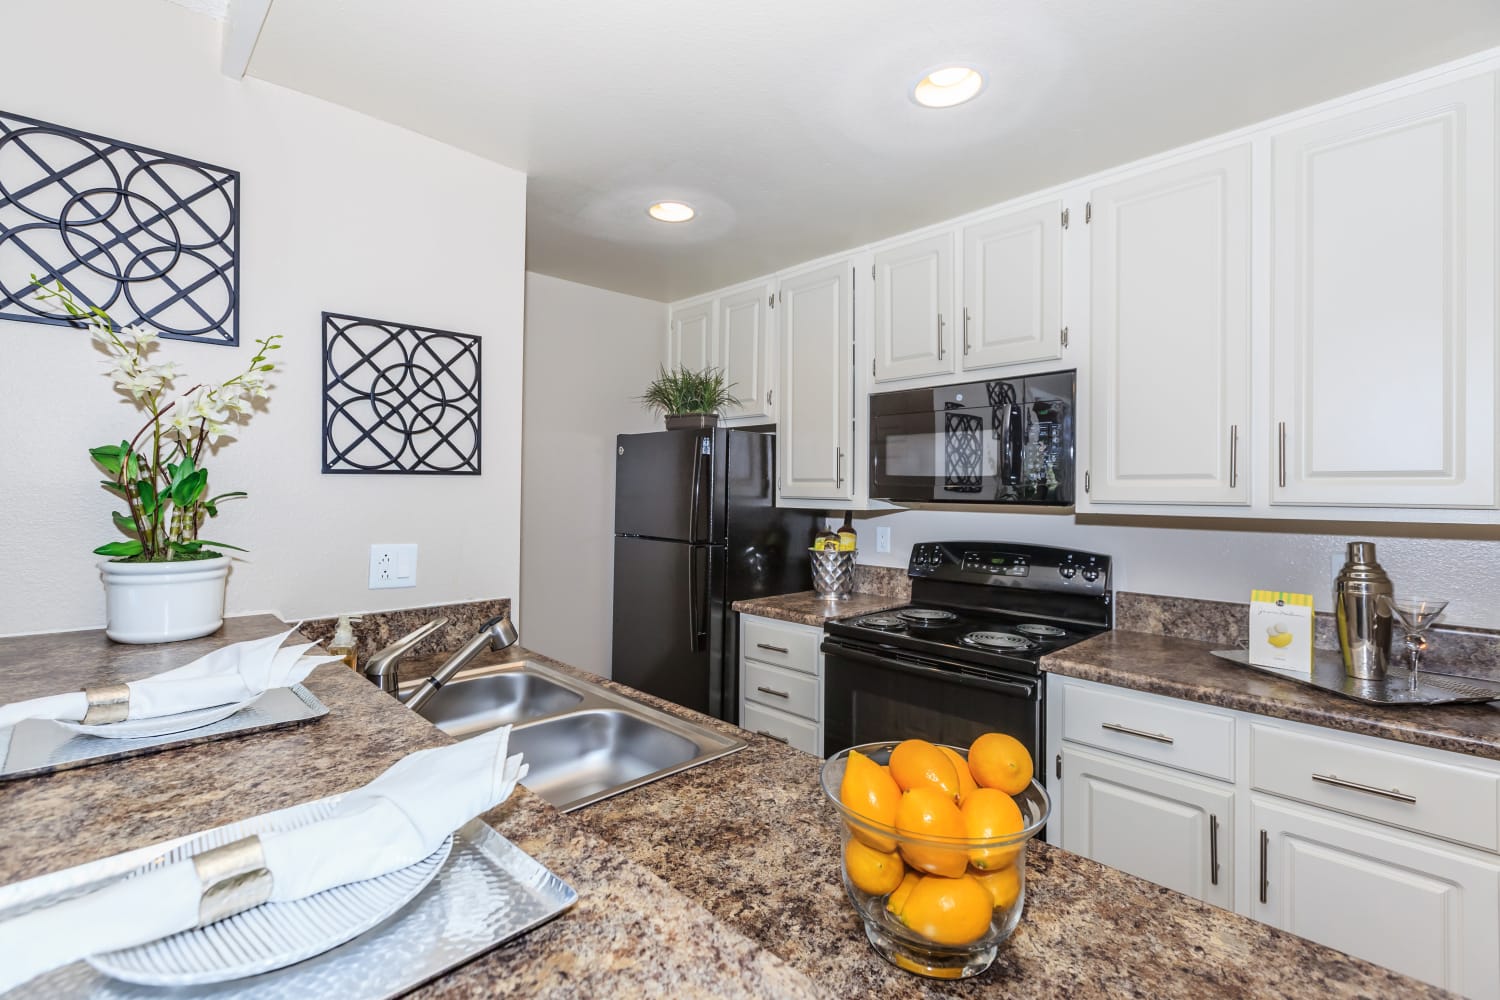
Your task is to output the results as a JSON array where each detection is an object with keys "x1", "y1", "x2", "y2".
[{"x1": 821, "y1": 642, "x2": 1037, "y2": 698}]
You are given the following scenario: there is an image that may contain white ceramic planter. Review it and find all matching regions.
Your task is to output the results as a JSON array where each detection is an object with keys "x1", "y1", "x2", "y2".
[{"x1": 100, "y1": 555, "x2": 230, "y2": 644}]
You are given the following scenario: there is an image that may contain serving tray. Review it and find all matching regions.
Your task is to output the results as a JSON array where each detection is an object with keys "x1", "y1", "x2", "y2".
[
  {"x1": 0, "y1": 795, "x2": 578, "y2": 999},
  {"x1": 1210, "y1": 648, "x2": 1500, "y2": 706},
  {"x1": 0, "y1": 685, "x2": 328, "y2": 781}
]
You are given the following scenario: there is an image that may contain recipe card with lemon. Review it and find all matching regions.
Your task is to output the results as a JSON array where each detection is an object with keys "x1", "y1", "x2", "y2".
[{"x1": 1248, "y1": 590, "x2": 1314, "y2": 674}]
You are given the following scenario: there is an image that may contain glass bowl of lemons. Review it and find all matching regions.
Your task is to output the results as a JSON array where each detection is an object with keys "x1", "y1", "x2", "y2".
[{"x1": 820, "y1": 737, "x2": 1051, "y2": 980}]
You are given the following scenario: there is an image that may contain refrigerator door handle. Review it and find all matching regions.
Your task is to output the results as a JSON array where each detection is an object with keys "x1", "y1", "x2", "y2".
[
  {"x1": 687, "y1": 546, "x2": 710, "y2": 651},
  {"x1": 689, "y1": 436, "x2": 706, "y2": 542}
]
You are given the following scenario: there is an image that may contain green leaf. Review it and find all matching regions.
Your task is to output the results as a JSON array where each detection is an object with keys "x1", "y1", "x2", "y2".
[
  {"x1": 136, "y1": 480, "x2": 158, "y2": 516},
  {"x1": 89, "y1": 444, "x2": 124, "y2": 476},
  {"x1": 94, "y1": 540, "x2": 144, "y2": 557},
  {"x1": 203, "y1": 502, "x2": 218, "y2": 517},
  {"x1": 169, "y1": 541, "x2": 204, "y2": 557},
  {"x1": 206, "y1": 491, "x2": 248, "y2": 503},
  {"x1": 125, "y1": 451, "x2": 139, "y2": 482},
  {"x1": 99, "y1": 480, "x2": 126, "y2": 495},
  {"x1": 173, "y1": 468, "x2": 207, "y2": 508},
  {"x1": 196, "y1": 540, "x2": 248, "y2": 553},
  {"x1": 111, "y1": 511, "x2": 138, "y2": 534}
]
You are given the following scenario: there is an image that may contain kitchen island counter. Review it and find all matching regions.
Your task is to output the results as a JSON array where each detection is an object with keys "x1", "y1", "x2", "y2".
[{"x1": 0, "y1": 619, "x2": 1438, "y2": 998}]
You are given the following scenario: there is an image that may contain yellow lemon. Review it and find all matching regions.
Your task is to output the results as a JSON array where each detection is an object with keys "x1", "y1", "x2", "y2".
[
  {"x1": 887, "y1": 870, "x2": 921, "y2": 914},
  {"x1": 936, "y1": 745, "x2": 979, "y2": 804},
  {"x1": 894, "y1": 788, "x2": 969, "y2": 877},
  {"x1": 972, "y1": 865, "x2": 1022, "y2": 910},
  {"x1": 898, "y1": 874, "x2": 995, "y2": 946},
  {"x1": 889, "y1": 739, "x2": 962, "y2": 800},
  {"x1": 969, "y1": 732, "x2": 1033, "y2": 796},
  {"x1": 960, "y1": 788, "x2": 1025, "y2": 870},
  {"x1": 839, "y1": 750, "x2": 902, "y2": 852},
  {"x1": 843, "y1": 837, "x2": 906, "y2": 895}
]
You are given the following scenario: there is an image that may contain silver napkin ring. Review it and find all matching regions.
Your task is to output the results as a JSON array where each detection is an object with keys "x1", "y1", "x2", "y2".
[
  {"x1": 193, "y1": 835, "x2": 274, "y2": 926},
  {"x1": 81, "y1": 683, "x2": 131, "y2": 725}
]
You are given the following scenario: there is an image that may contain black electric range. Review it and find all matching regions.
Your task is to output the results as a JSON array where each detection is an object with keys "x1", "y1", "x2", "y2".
[{"x1": 821, "y1": 540, "x2": 1112, "y2": 770}]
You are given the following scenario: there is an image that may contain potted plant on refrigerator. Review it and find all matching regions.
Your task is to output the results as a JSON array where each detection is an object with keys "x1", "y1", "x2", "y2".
[
  {"x1": 33, "y1": 279, "x2": 282, "y2": 644},
  {"x1": 639, "y1": 366, "x2": 739, "y2": 430}
]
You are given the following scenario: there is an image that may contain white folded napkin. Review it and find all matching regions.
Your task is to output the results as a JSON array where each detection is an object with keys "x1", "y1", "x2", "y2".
[
  {"x1": 0, "y1": 628, "x2": 338, "y2": 731},
  {"x1": 0, "y1": 726, "x2": 527, "y2": 991}
]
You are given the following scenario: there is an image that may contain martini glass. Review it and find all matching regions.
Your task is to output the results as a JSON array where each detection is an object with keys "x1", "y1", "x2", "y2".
[{"x1": 1382, "y1": 596, "x2": 1449, "y2": 691}]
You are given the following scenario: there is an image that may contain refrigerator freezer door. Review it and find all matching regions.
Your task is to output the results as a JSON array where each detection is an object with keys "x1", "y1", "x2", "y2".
[
  {"x1": 615, "y1": 431, "x2": 714, "y2": 542},
  {"x1": 612, "y1": 535, "x2": 717, "y2": 717}
]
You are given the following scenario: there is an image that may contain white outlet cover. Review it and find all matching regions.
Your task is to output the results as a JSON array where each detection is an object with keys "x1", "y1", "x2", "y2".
[
  {"x1": 370, "y1": 544, "x2": 418, "y2": 589},
  {"x1": 875, "y1": 527, "x2": 892, "y2": 554}
]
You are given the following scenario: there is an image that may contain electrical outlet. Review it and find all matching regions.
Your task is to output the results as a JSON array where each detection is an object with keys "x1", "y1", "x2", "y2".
[
  {"x1": 370, "y1": 544, "x2": 418, "y2": 589},
  {"x1": 875, "y1": 527, "x2": 892, "y2": 554}
]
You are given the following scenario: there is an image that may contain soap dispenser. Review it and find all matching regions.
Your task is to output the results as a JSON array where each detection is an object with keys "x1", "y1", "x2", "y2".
[{"x1": 329, "y1": 615, "x2": 362, "y2": 671}]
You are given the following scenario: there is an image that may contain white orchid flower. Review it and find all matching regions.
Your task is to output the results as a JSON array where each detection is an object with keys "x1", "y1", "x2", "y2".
[
  {"x1": 204, "y1": 421, "x2": 232, "y2": 444},
  {"x1": 123, "y1": 324, "x2": 158, "y2": 347}
]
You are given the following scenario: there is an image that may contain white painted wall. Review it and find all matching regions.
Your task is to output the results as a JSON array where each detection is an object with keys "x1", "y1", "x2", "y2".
[
  {"x1": 520, "y1": 273, "x2": 665, "y2": 676},
  {"x1": 840, "y1": 510, "x2": 1500, "y2": 629},
  {"x1": 0, "y1": 0, "x2": 527, "y2": 635}
]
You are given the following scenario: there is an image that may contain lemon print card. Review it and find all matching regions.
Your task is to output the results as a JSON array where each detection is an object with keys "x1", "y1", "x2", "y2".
[{"x1": 1248, "y1": 591, "x2": 1314, "y2": 674}]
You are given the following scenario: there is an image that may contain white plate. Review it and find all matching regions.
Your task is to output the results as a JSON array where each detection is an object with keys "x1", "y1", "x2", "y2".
[
  {"x1": 85, "y1": 799, "x2": 453, "y2": 987},
  {"x1": 52, "y1": 698, "x2": 257, "y2": 739}
]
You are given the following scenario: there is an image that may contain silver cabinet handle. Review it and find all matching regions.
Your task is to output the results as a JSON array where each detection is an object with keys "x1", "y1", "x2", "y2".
[
  {"x1": 756, "y1": 729, "x2": 790, "y2": 745},
  {"x1": 1259, "y1": 829, "x2": 1269, "y2": 904},
  {"x1": 756, "y1": 643, "x2": 789, "y2": 654},
  {"x1": 1229, "y1": 424, "x2": 1238, "y2": 489},
  {"x1": 756, "y1": 685, "x2": 790, "y2": 699},
  {"x1": 1101, "y1": 722, "x2": 1174, "y2": 745},
  {"x1": 835, "y1": 446, "x2": 844, "y2": 489},
  {"x1": 937, "y1": 313, "x2": 946, "y2": 359},
  {"x1": 1277, "y1": 421, "x2": 1287, "y2": 488},
  {"x1": 1311, "y1": 772, "x2": 1417, "y2": 804},
  {"x1": 962, "y1": 307, "x2": 971, "y2": 355},
  {"x1": 1209, "y1": 814, "x2": 1220, "y2": 886}
]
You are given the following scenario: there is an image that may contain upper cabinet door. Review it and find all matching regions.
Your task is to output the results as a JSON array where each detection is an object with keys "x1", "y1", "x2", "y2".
[
  {"x1": 668, "y1": 299, "x2": 714, "y2": 372},
  {"x1": 961, "y1": 201, "x2": 1062, "y2": 370},
  {"x1": 1271, "y1": 74, "x2": 1497, "y2": 508},
  {"x1": 779, "y1": 261, "x2": 854, "y2": 500},
  {"x1": 873, "y1": 232, "x2": 955, "y2": 382},
  {"x1": 1089, "y1": 145, "x2": 1253, "y2": 504},
  {"x1": 717, "y1": 283, "x2": 774, "y2": 423}
]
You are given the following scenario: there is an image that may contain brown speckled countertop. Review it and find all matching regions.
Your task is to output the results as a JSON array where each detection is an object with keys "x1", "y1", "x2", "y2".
[
  {"x1": 0, "y1": 619, "x2": 1440, "y2": 998},
  {"x1": 1043, "y1": 629, "x2": 1500, "y2": 762},
  {"x1": 733, "y1": 590, "x2": 908, "y2": 626}
]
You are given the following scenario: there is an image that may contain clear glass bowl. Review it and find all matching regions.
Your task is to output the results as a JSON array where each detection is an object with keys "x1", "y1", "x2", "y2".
[{"x1": 820, "y1": 741, "x2": 1051, "y2": 980}]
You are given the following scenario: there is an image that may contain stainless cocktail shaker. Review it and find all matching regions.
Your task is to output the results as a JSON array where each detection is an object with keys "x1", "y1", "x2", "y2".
[{"x1": 1334, "y1": 541, "x2": 1393, "y2": 680}]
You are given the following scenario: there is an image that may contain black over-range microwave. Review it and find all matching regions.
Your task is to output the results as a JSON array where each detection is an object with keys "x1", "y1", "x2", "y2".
[{"x1": 868, "y1": 369, "x2": 1075, "y2": 505}]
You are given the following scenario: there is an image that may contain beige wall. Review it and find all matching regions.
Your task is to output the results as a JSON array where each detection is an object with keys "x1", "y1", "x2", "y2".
[
  {"x1": 0, "y1": 0, "x2": 527, "y2": 635},
  {"x1": 520, "y1": 273, "x2": 666, "y2": 676}
]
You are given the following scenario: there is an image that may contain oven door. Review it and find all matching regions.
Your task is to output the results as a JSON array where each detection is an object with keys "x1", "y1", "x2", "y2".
[{"x1": 821, "y1": 638, "x2": 1043, "y2": 786}]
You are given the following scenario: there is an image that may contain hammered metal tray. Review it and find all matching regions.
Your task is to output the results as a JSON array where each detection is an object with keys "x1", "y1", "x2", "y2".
[
  {"x1": 0, "y1": 685, "x2": 328, "y2": 781},
  {"x1": 0, "y1": 796, "x2": 578, "y2": 998},
  {"x1": 1211, "y1": 648, "x2": 1500, "y2": 706}
]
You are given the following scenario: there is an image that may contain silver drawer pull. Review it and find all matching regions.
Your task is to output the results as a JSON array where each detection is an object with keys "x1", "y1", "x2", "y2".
[
  {"x1": 1311, "y1": 772, "x2": 1417, "y2": 804},
  {"x1": 755, "y1": 729, "x2": 790, "y2": 745},
  {"x1": 756, "y1": 685, "x2": 790, "y2": 699},
  {"x1": 1101, "y1": 722, "x2": 1174, "y2": 745},
  {"x1": 756, "y1": 643, "x2": 789, "y2": 654}
]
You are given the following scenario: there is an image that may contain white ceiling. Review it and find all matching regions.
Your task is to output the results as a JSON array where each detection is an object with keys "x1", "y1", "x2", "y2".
[{"x1": 243, "y1": 0, "x2": 1500, "y2": 302}]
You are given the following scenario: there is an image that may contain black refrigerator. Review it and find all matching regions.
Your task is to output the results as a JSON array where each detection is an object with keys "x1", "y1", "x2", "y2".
[{"x1": 612, "y1": 426, "x2": 818, "y2": 723}]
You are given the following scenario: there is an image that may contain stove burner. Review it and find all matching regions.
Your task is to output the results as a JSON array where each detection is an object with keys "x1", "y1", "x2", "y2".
[
  {"x1": 857, "y1": 615, "x2": 908, "y2": 631},
  {"x1": 1016, "y1": 623, "x2": 1067, "y2": 638},
  {"x1": 960, "y1": 631, "x2": 1036, "y2": 651},
  {"x1": 898, "y1": 608, "x2": 958, "y2": 625}
]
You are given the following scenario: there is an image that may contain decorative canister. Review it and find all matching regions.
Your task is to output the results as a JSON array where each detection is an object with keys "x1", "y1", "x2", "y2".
[{"x1": 812, "y1": 549, "x2": 856, "y2": 600}]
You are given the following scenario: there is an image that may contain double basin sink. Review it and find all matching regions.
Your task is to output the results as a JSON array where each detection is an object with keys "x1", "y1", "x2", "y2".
[{"x1": 401, "y1": 660, "x2": 745, "y2": 811}]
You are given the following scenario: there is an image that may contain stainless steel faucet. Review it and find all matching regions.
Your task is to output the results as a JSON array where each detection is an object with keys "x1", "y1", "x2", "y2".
[
  {"x1": 363, "y1": 617, "x2": 450, "y2": 695},
  {"x1": 404, "y1": 614, "x2": 520, "y2": 713}
]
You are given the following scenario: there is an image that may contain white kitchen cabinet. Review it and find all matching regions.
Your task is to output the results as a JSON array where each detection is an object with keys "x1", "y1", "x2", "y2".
[
  {"x1": 1061, "y1": 745, "x2": 1234, "y2": 909},
  {"x1": 1252, "y1": 796, "x2": 1500, "y2": 997},
  {"x1": 960, "y1": 201, "x2": 1062, "y2": 371},
  {"x1": 668, "y1": 298, "x2": 714, "y2": 373},
  {"x1": 873, "y1": 231, "x2": 955, "y2": 382},
  {"x1": 739, "y1": 615, "x2": 823, "y2": 755},
  {"x1": 1270, "y1": 73, "x2": 1497, "y2": 508},
  {"x1": 777, "y1": 259, "x2": 855, "y2": 501},
  {"x1": 717, "y1": 282, "x2": 775, "y2": 422},
  {"x1": 1088, "y1": 144, "x2": 1252, "y2": 504}
]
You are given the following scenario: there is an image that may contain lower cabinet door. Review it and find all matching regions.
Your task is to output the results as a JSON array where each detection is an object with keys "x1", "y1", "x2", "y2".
[
  {"x1": 1251, "y1": 796, "x2": 1500, "y2": 999},
  {"x1": 1061, "y1": 745, "x2": 1233, "y2": 909}
]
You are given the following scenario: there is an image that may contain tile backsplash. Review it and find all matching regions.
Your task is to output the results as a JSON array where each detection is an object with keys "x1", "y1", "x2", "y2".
[{"x1": 300, "y1": 598, "x2": 510, "y2": 662}]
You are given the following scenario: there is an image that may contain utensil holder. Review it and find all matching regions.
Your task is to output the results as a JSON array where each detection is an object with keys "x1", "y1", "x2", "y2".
[{"x1": 811, "y1": 550, "x2": 855, "y2": 600}]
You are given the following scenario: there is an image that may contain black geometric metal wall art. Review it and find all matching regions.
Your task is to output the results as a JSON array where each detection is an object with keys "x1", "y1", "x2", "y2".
[
  {"x1": 0, "y1": 110, "x2": 239, "y2": 345},
  {"x1": 322, "y1": 312, "x2": 482, "y2": 475},
  {"x1": 943, "y1": 409, "x2": 983, "y2": 494}
]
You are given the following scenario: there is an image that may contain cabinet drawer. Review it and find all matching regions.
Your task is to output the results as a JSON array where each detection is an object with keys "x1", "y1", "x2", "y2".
[
  {"x1": 744, "y1": 659, "x2": 818, "y2": 721},
  {"x1": 1249, "y1": 723, "x2": 1500, "y2": 853},
  {"x1": 1062, "y1": 681, "x2": 1234, "y2": 781},
  {"x1": 742, "y1": 702, "x2": 819, "y2": 755},
  {"x1": 743, "y1": 617, "x2": 820, "y2": 676}
]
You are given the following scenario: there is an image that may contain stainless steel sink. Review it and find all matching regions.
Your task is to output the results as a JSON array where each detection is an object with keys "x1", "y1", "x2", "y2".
[{"x1": 404, "y1": 660, "x2": 745, "y2": 811}]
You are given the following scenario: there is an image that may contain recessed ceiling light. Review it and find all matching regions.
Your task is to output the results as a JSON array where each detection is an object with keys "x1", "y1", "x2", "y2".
[
  {"x1": 912, "y1": 66, "x2": 984, "y2": 109},
  {"x1": 647, "y1": 201, "x2": 696, "y2": 223}
]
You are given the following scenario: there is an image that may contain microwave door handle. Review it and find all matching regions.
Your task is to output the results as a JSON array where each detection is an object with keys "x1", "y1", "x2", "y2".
[{"x1": 822, "y1": 642, "x2": 1036, "y2": 699}]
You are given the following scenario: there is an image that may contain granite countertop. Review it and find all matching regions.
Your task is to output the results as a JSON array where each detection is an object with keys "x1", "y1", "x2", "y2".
[
  {"x1": 0, "y1": 619, "x2": 1438, "y2": 998},
  {"x1": 732, "y1": 590, "x2": 907, "y2": 626},
  {"x1": 1042, "y1": 629, "x2": 1500, "y2": 762}
]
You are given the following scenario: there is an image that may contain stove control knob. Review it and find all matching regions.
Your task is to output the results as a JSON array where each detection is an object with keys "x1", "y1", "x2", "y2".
[
  {"x1": 1059, "y1": 566, "x2": 1077, "y2": 580},
  {"x1": 1081, "y1": 568, "x2": 1100, "y2": 583}
]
